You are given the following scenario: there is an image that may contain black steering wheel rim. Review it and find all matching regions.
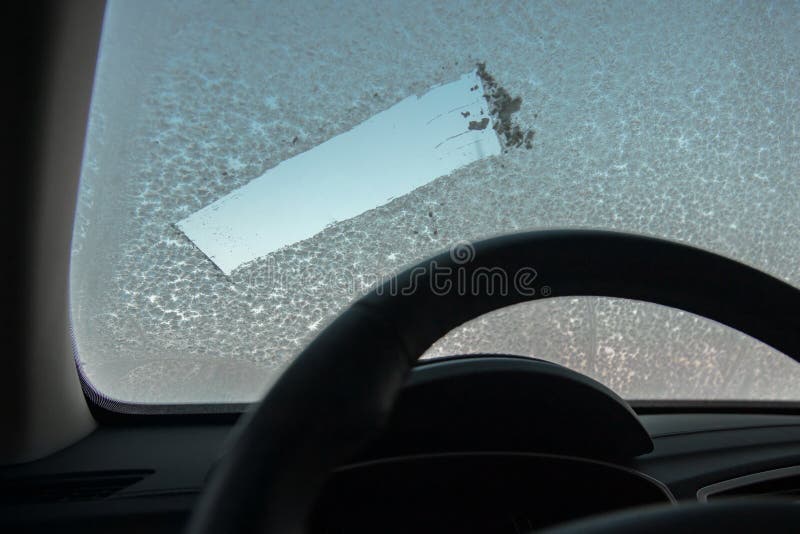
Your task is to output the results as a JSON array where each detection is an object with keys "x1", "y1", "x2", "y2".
[{"x1": 187, "y1": 229, "x2": 800, "y2": 534}]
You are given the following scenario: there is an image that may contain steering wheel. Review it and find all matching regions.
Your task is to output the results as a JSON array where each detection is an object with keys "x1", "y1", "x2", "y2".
[{"x1": 186, "y1": 230, "x2": 800, "y2": 533}]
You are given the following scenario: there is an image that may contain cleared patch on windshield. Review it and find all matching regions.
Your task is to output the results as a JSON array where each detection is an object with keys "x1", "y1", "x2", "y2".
[{"x1": 176, "y1": 70, "x2": 501, "y2": 275}]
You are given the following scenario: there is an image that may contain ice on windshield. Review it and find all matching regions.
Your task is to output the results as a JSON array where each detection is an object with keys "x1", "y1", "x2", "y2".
[{"x1": 71, "y1": 0, "x2": 800, "y2": 404}]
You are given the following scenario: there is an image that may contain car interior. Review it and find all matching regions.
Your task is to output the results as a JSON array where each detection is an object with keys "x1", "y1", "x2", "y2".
[{"x1": 5, "y1": 2, "x2": 800, "y2": 533}]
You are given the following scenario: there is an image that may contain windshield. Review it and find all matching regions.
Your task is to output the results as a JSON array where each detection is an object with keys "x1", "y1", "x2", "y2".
[{"x1": 71, "y1": 0, "x2": 800, "y2": 407}]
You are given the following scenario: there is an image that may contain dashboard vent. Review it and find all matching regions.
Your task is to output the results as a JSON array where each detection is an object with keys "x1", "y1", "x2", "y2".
[
  {"x1": 698, "y1": 466, "x2": 800, "y2": 502},
  {"x1": 0, "y1": 470, "x2": 153, "y2": 505}
]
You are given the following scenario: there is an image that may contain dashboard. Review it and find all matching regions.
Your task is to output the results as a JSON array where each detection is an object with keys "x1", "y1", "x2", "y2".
[
  {"x1": 313, "y1": 453, "x2": 671, "y2": 532},
  {"x1": 4, "y1": 357, "x2": 800, "y2": 533}
]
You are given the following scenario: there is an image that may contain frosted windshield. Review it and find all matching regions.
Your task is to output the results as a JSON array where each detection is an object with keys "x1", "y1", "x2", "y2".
[{"x1": 71, "y1": 1, "x2": 800, "y2": 405}]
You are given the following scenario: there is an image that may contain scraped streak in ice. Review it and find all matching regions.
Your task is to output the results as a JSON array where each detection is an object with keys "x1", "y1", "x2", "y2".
[{"x1": 176, "y1": 71, "x2": 501, "y2": 275}]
